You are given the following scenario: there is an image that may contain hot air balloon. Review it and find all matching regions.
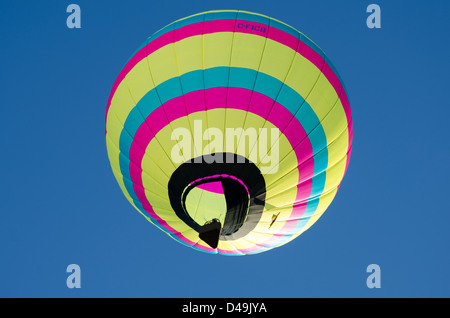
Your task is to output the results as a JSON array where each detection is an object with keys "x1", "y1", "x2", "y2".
[{"x1": 105, "y1": 10, "x2": 353, "y2": 255}]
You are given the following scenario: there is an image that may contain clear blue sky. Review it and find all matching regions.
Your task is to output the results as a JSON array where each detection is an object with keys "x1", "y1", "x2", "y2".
[{"x1": 1, "y1": 0, "x2": 449, "y2": 297}]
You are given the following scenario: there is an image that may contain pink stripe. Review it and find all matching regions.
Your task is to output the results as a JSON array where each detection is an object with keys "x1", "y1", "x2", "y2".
[
  {"x1": 184, "y1": 89, "x2": 206, "y2": 113},
  {"x1": 206, "y1": 87, "x2": 227, "y2": 109},
  {"x1": 204, "y1": 19, "x2": 235, "y2": 34},
  {"x1": 147, "y1": 104, "x2": 169, "y2": 133},
  {"x1": 247, "y1": 91, "x2": 275, "y2": 118},
  {"x1": 342, "y1": 96, "x2": 353, "y2": 147},
  {"x1": 226, "y1": 86, "x2": 253, "y2": 109},
  {"x1": 343, "y1": 146, "x2": 352, "y2": 177},
  {"x1": 128, "y1": 87, "x2": 315, "y2": 253},
  {"x1": 163, "y1": 95, "x2": 187, "y2": 122},
  {"x1": 131, "y1": 124, "x2": 154, "y2": 152}
]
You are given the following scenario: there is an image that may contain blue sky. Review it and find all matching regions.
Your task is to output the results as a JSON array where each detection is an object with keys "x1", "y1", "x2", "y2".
[{"x1": 1, "y1": 0, "x2": 449, "y2": 297}]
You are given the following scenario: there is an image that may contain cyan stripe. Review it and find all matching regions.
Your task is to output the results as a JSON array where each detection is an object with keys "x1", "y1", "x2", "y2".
[{"x1": 237, "y1": 11, "x2": 270, "y2": 25}]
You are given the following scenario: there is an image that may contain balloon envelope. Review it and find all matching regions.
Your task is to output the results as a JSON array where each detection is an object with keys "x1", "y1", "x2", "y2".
[{"x1": 105, "y1": 10, "x2": 353, "y2": 255}]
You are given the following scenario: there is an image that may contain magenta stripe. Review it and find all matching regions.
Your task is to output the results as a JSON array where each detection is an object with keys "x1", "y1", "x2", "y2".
[
  {"x1": 106, "y1": 19, "x2": 353, "y2": 154},
  {"x1": 128, "y1": 87, "x2": 314, "y2": 253},
  {"x1": 183, "y1": 89, "x2": 206, "y2": 113},
  {"x1": 163, "y1": 95, "x2": 187, "y2": 122}
]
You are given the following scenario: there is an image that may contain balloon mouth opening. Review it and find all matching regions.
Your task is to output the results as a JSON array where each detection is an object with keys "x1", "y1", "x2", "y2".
[
  {"x1": 189, "y1": 174, "x2": 249, "y2": 195},
  {"x1": 167, "y1": 153, "x2": 266, "y2": 248},
  {"x1": 182, "y1": 175, "x2": 250, "y2": 236}
]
